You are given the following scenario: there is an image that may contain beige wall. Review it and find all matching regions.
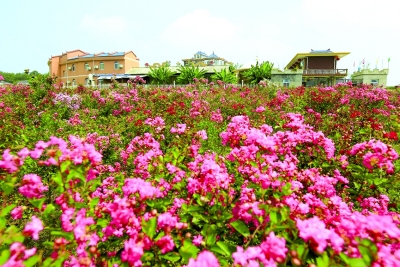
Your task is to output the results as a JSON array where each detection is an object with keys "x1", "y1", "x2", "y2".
[
  {"x1": 271, "y1": 69, "x2": 303, "y2": 87},
  {"x1": 352, "y1": 69, "x2": 389, "y2": 87}
]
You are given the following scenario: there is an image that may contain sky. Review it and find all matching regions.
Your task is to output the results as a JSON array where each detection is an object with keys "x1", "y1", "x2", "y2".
[{"x1": 1, "y1": 0, "x2": 399, "y2": 85}]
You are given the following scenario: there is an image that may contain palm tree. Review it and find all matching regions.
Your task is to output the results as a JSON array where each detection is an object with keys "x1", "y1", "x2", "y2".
[
  {"x1": 211, "y1": 68, "x2": 237, "y2": 84},
  {"x1": 242, "y1": 61, "x2": 274, "y2": 84},
  {"x1": 177, "y1": 65, "x2": 207, "y2": 84},
  {"x1": 148, "y1": 65, "x2": 176, "y2": 85}
]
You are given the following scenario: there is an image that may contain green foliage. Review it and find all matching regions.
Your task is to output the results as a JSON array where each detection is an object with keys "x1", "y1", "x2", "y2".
[
  {"x1": 0, "y1": 70, "x2": 41, "y2": 84},
  {"x1": 242, "y1": 61, "x2": 274, "y2": 84},
  {"x1": 211, "y1": 68, "x2": 237, "y2": 84},
  {"x1": 177, "y1": 65, "x2": 207, "y2": 84},
  {"x1": 148, "y1": 65, "x2": 176, "y2": 85}
]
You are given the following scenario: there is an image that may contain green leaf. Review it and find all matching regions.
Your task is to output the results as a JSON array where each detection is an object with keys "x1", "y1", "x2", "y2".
[
  {"x1": 210, "y1": 245, "x2": 226, "y2": 255},
  {"x1": 1, "y1": 183, "x2": 14, "y2": 195},
  {"x1": 187, "y1": 206, "x2": 204, "y2": 212},
  {"x1": 216, "y1": 241, "x2": 234, "y2": 256},
  {"x1": 50, "y1": 231, "x2": 73, "y2": 241},
  {"x1": 60, "y1": 161, "x2": 71, "y2": 173},
  {"x1": 0, "y1": 204, "x2": 16, "y2": 217},
  {"x1": 142, "y1": 217, "x2": 157, "y2": 240},
  {"x1": 44, "y1": 204, "x2": 56, "y2": 217},
  {"x1": 24, "y1": 255, "x2": 39, "y2": 267},
  {"x1": 358, "y1": 238, "x2": 378, "y2": 265},
  {"x1": 97, "y1": 219, "x2": 109, "y2": 228},
  {"x1": 348, "y1": 258, "x2": 367, "y2": 267},
  {"x1": 29, "y1": 198, "x2": 46, "y2": 210},
  {"x1": 160, "y1": 252, "x2": 181, "y2": 262},
  {"x1": 0, "y1": 249, "x2": 10, "y2": 265},
  {"x1": 89, "y1": 197, "x2": 100, "y2": 209},
  {"x1": 0, "y1": 217, "x2": 6, "y2": 230},
  {"x1": 179, "y1": 239, "x2": 199, "y2": 264},
  {"x1": 269, "y1": 210, "x2": 281, "y2": 224},
  {"x1": 230, "y1": 220, "x2": 250, "y2": 237},
  {"x1": 316, "y1": 252, "x2": 330, "y2": 267},
  {"x1": 202, "y1": 224, "x2": 217, "y2": 246}
]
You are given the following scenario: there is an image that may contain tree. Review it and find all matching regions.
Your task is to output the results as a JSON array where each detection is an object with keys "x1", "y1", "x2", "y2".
[
  {"x1": 242, "y1": 61, "x2": 274, "y2": 84},
  {"x1": 177, "y1": 65, "x2": 207, "y2": 84},
  {"x1": 0, "y1": 70, "x2": 43, "y2": 83},
  {"x1": 148, "y1": 65, "x2": 176, "y2": 85},
  {"x1": 211, "y1": 68, "x2": 237, "y2": 84}
]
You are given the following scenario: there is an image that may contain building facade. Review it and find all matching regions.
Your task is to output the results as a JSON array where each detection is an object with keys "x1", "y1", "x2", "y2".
[
  {"x1": 48, "y1": 50, "x2": 140, "y2": 86},
  {"x1": 285, "y1": 49, "x2": 350, "y2": 87},
  {"x1": 350, "y1": 69, "x2": 389, "y2": 87},
  {"x1": 182, "y1": 51, "x2": 232, "y2": 66}
]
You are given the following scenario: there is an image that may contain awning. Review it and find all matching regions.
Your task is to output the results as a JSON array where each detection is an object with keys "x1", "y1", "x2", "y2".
[{"x1": 96, "y1": 75, "x2": 147, "y2": 80}]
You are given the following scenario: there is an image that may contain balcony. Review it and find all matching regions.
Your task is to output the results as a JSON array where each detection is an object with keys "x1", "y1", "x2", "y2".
[{"x1": 303, "y1": 69, "x2": 347, "y2": 76}]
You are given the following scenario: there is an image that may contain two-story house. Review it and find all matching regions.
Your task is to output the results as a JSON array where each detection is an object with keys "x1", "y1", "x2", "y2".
[
  {"x1": 48, "y1": 50, "x2": 140, "y2": 86},
  {"x1": 285, "y1": 49, "x2": 350, "y2": 86}
]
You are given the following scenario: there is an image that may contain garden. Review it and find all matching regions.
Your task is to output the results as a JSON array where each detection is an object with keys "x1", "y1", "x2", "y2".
[{"x1": 1, "y1": 74, "x2": 400, "y2": 267}]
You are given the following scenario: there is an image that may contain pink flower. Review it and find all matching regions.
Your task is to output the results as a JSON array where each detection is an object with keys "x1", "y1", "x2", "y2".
[
  {"x1": 121, "y1": 238, "x2": 144, "y2": 266},
  {"x1": 185, "y1": 251, "x2": 220, "y2": 267},
  {"x1": 256, "y1": 106, "x2": 266, "y2": 113},
  {"x1": 171, "y1": 123, "x2": 187, "y2": 134},
  {"x1": 0, "y1": 149, "x2": 20, "y2": 173},
  {"x1": 193, "y1": 235, "x2": 204, "y2": 246},
  {"x1": 23, "y1": 216, "x2": 43, "y2": 240},
  {"x1": 260, "y1": 232, "x2": 287, "y2": 262},
  {"x1": 19, "y1": 174, "x2": 48, "y2": 199},
  {"x1": 156, "y1": 235, "x2": 175, "y2": 254},
  {"x1": 196, "y1": 130, "x2": 208, "y2": 140},
  {"x1": 296, "y1": 217, "x2": 344, "y2": 253},
  {"x1": 11, "y1": 206, "x2": 23, "y2": 219}
]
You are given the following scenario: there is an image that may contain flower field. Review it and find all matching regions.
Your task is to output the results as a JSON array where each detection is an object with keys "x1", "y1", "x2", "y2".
[{"x1": 1, "y1": 77, "x2": 400, "y2": 266}]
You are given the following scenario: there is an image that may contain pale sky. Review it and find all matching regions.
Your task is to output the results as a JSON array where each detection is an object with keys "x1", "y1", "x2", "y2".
[{"x1": 1, "y1": 0, "x2": 399, "y2": 85}]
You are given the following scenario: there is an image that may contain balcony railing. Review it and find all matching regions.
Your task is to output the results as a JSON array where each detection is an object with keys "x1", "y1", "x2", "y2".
[{"x1": 303, "y1": 69, "x2": 347, "y2": 76}]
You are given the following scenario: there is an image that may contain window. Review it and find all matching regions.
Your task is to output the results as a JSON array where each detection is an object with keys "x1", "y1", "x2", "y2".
[
  {"x1": 71, "y1": 64, "x2": 75, "y2": 72},
  {"x1": 371, "y1": 79, "x2": 379, "y2": 86},
  {"x1": 85, "y1": 78, "x2": 90, "y2": 86},
  {"x1": 84, "y1": 63, "x2": 90, "y2": 71},
  {"x1": 72, "y1": 79, "x2": 76, "y2": 86},
  {"x1": 114, "y1": 61, "x2": 119, "y2": 70},
  {"x1": 283, "y1": 79, "x2": 290, "y2": 88},
  {"x1": 99, "y1": 62, "x2": 105, "y2": 70}
]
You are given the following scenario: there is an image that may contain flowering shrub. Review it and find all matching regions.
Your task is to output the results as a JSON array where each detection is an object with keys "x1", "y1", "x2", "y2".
[{"x1": 1, "y1": 81, "x2": 400, "y2": 266}]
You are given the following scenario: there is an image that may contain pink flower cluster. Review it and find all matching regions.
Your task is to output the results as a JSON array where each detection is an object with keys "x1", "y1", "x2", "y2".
[
  {"x1": 145, "y1": 116, "x2": 165, "y2": 133},
  {"x1": 19, "y1": 174, "x2": 48, "y2": 198},
  {"x1": 233, "y1": 232, "x2": 287, "y2": 267},
  {"x1": 170, "y1": 123, "x2": 187, "y2": 134},
  {"x1": 350, "y1": 139, "x2": 399, "y2": 173},
  {"x1": 2, "y1": 242, "x2": 37, "y2": 267}
]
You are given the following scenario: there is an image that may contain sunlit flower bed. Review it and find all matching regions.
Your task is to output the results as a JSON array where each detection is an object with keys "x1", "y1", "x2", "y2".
[{"x1": 1, "y1": 78, "x2": 400, "y2": 266}]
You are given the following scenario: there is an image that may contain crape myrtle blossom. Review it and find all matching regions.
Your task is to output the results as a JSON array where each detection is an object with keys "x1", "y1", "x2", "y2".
[
  {"x1": 232, "y1": 232, "x2": 287, "y2": 267},
  {"x1": 184, "y1": 251, "x2": 220, "y2": 267},
  {"x1": 145, "y1": 116, "x2": 165, "y2": 133},
  {"x1": 2, "y1": 242, "x2": 37, "y2": 267},
  {"x1": 19, "y1": 174, "x2": 48, "y2": 199},
  {"x1": 170, "y1": 123, "x2": 187, "y2": 134},
  {"x1": 296, "y1": 217, "x2": 344, "y2": 253},
  {"x1": 350, "y1": 139, "x2": 398, "y2": 173},
  {"x1": 11, "y1": 206, "x2": 24, "y2": 219},
  {"x1": 120, "y1": 133, "x2": 163, "y2": 179},
  {"x1": 211, "y1": 109, "x2": 223, "y2": 123},
  {"x1": 23, "y1": 216, "x2": 44, "y2": 240}
]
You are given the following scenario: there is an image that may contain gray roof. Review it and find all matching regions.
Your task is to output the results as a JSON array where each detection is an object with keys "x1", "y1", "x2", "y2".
[{"x1": 310, "y1": 49, "x2": 332, "y2": 53}]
